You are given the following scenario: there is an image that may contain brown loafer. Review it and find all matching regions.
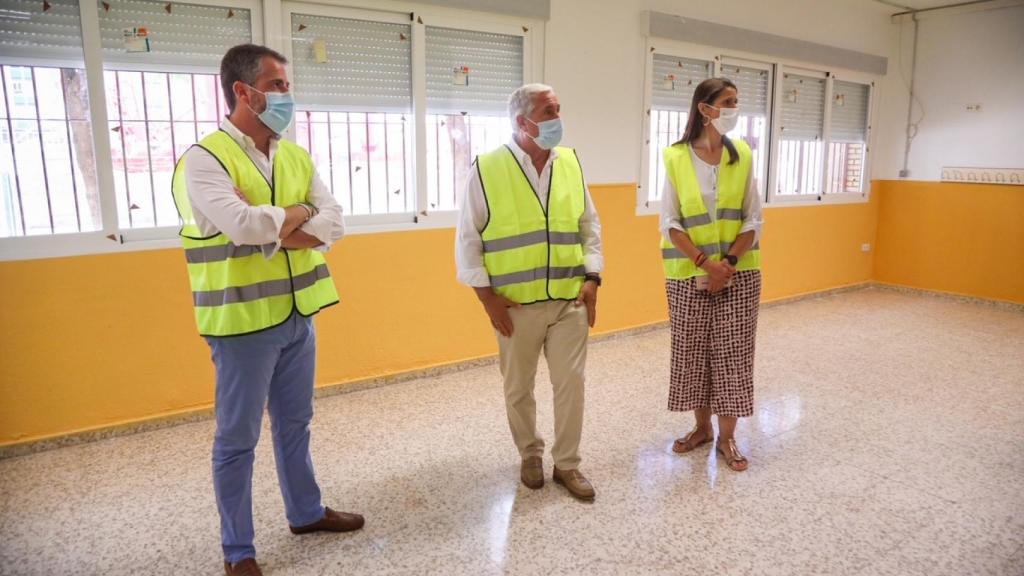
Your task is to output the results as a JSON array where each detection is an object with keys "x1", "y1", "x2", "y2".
[
  {"x1": 552, "y1": 467, "x2": 595, "y2": 501},
  {"x1": 289, "y1": 507, "x2": 365, "y2": 535},
  {"x1": 224, "y1": 558, "x2": 262, "y2": 576},
  {"x1": 521, "y1": 456, "x2": 544, "y2": 489}
]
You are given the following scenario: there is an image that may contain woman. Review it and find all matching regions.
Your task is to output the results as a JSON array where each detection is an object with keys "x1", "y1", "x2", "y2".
[{"x1": 659, "y1": 78, "x2": 763, "y2": 472}]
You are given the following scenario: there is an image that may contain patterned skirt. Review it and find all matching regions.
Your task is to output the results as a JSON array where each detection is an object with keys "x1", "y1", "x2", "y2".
[{"x1": 666, "y1": 270, "x2": 762, "y2": 417}]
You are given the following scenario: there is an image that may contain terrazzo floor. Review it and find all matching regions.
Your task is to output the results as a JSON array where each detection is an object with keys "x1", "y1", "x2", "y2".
[{"x1": 1, "y1": 288, "x2": 1022, "y2": 575}]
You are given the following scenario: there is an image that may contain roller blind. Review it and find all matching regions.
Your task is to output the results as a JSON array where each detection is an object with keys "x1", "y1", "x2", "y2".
[
  {"x1": 290, "y1": 13, "x2": 411, "y2": 111},
  {"x1": 720, "y1": 63, "x2": 769, "y2": 116},
  {"x1": 0, "y1": 0, "x2": 251, "y2": 68},
  {"x1": 780, "y1": 73, "x2": 824, "y2": 141},
  {"x1": 98, "y1": 0, "x2": 251, "y2": 69},
  {"x1": 425, "y1": 26, "x2": 522, "y2": 115},
  {"x1": 651, "y1": 54, "x2": 711, "y2": 112},
  {"x1": 830, "y1": 80, "x2": 869, "y2": 142},
  {"x1": 0, "y1": 0, "x2": 84, "y2": 62}
]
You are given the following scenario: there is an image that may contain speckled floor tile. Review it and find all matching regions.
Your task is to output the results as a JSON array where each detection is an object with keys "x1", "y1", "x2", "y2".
[{"x1": 1, "y1": 288, "x2": 1022, "y2": 575}]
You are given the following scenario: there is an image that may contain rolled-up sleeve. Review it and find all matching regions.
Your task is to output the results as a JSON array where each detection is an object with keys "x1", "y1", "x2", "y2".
[
  {"x1": 300, "y1": 167, "x2": 345, "y2": 252},
  {"x1": 659, "y1": 175, "x2": 685, "y2": 242},
  {"x1": 580, "y1": 181, "x2": 604, "y2": 274},
  {"x1": 739, "y1": 169, "x2": 763, "y2": 244}
]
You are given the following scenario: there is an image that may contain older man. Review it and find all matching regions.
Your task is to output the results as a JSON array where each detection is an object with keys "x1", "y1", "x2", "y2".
[{"x1": 455, "y1": 84, "x2": 604, "y2": 501}]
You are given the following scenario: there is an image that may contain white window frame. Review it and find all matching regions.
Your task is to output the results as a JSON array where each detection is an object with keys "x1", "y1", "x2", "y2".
[
  {"x1": 638, "y1": 38, "x2": 879, "y2": 216},
  {"x1": 0, "y1": 0, "x2": 263, "y2": 259},
  {"x1": 0, "y1": 0, "x2": 540, "y2": 260},
  {"x1": 769, "y1": 65, "x2": 830, "y2": 205},
  {"x1": 638, "y1": 38, "x2": 719, "y2": 216},
  {"x1": 278, "y1": 1, "x2": 536, "y2": 231},
  {"x1": 413, "y1": 11, "x2": 534, "y2": 229},
  {"x1": 280, "y1": 2, "x2": 415, "y2": 227},
  {"x1": 824, "y1": 70, "x2": 875, "y2": 200},
  {"x1": 719, "y1": 55, "x2": 773, "y2": 203}
]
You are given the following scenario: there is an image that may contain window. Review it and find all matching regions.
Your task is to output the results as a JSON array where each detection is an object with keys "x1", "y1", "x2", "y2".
[
  {"x1": 288, "y1": 9, "x2": 413, "y2": 219},
  {"x1": 641, "y1": 44, "x2": 875, "y2": 210},
  {"x1": 424, "y1": 25, "x2": 521, "y2": 211},
  {"x1": 719, "y1": 61, "x2": 771, "y2": 197},
  {"x1": 827, "y1": 79, "x2": 871, "y2": 195},
  {"x1": 776, "y1": 71, "x2": 826, "y2": 197},
  {"x1": 1, "y1": 1, "x2": 537, "y2": 258},
  {"x1": 645, "y1": 54, "x2": 711, "y2": 204},
  {"x1": 99, "y1": 0, "x2": 254, "y2": 230},
  {"x1": 0, "y1": 0, "x2": 100, "y2": 237},
  {"x1": 284, "y1": 5, "x2": 529, "y2": 220}
]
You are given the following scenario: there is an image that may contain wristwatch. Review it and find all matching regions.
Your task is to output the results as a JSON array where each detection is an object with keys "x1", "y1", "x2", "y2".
[
  {"x1": 584, "y1": 273, "x2": 602, "y2": 286},
  {"x1": 723, "y1": 254, "x2": 738, "y2": 266}
]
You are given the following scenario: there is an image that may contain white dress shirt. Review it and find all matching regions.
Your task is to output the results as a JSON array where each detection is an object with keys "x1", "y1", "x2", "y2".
[
  {"x1": 660, "y1": 145, "x2": 763, "y2": 245},
  {"x1": 183, "y1": 119, "x2": 345, "y2": 256},
  {"x1": 455, "y1": 139, "x2": 604, "y2": 288}
]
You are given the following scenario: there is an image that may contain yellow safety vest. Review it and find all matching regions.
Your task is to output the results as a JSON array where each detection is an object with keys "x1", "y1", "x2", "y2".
[
  {"x1": 660, "y1": 139, "x2": 761, "y2": 279},
  {"x1": 478, "y1": 145, "x2": 586, "y2": 304},
  {"x1": 171, "y1": 130, "x2": 339, "y2": 337}
]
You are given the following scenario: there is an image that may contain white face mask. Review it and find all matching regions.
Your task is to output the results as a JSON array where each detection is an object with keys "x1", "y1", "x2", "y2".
[{"x1": 706, "y1": 105, "x2": 739, "y2": 134}]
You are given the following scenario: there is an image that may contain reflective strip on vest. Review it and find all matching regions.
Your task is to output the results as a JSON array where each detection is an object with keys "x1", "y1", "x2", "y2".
[
  {"x1": 489, "y1": 264, "x2": 587, "y2": 288},
  {"x1": 478, "y1": 145, "x2": 586, "y2": 304},
  {"x1": 681, "y1": 213, "x2": 713, "y2": 228},
  {"x1": 184, "y1": 242, "x2": 277, "y2": 264},
  {"x1": 662, "y1": 242, "x2": 761, "y2": 260},
  {"x1": 193, "y1": 264, "x2": 330, "y2": 307},
  {"x1": 482, "y1": 230, "x2": 581, "y2": 253},
  {"x1": 717, "y1": 208, "x2": 744, "y2": 220}
]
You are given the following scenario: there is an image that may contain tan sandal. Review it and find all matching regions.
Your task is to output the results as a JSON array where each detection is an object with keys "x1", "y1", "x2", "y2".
[
  {"x1": 716, "y1": 438, "x2": 749, "y2": 471},
  {"x1": 672, "y1": 427, "x2": 713, "y2": 454}
]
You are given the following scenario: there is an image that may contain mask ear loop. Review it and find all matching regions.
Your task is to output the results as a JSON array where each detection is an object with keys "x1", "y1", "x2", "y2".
[{"x1": 242, "y1": 83, "x2": 268, "y2": 116}]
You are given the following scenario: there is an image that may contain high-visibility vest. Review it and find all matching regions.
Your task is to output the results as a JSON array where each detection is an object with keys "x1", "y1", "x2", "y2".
[
  {"x1": 171, "y1": 130, "x2": 339, "y2": 336},
  {"x1": 660, "y1": 139, "x2": 761, "y2": 279},
  {"x1": 478, "y1": 145, "x2": 586, "y2": 304}
]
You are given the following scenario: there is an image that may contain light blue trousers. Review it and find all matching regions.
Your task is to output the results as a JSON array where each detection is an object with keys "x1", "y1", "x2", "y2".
[{"x1": 206, "y1": 311, "x2": 325, "y2": 564}]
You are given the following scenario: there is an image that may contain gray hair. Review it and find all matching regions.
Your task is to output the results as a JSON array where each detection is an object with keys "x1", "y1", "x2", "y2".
[
  {"x1": 220, "y1": 44, "x2": 288, "y2": 112},
  {"x1": 507, "y1": 83, "x2": 554, "y2": 130}
]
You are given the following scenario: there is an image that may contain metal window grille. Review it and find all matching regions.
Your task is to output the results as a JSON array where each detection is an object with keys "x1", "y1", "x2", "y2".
[
  {"x1": 777, "y1": 73, "x2": 826, "y2": 196},
  {"x1": 290, "y1": 12, "x2": 413, "y2": 215},
  {"x1": 424, "y1": 26, "x2": 521, "y2": 211}
]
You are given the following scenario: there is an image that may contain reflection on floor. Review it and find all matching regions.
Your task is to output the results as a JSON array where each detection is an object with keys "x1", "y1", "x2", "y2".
[{"x1": 1, "y1": 288, "x2": 1022, "y2": 575}]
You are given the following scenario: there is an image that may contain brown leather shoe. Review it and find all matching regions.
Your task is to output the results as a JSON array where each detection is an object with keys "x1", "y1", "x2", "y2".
[
  {"x1": 552, "y1": 467, "x2": 595, "y2": 501},
  {"x1": 520, "y1": 456, "x2": 544, "y2": 489},
  {"x1": 224, "y1": 558, "x2": 262, "y2": 576},
  {"x1": 289, "y1": 507, "x2": 365, "y2": 535}
]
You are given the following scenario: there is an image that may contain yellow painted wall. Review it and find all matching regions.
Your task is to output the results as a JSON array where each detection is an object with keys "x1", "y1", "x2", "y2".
[
  {"x1": 874, "y1": 180, "x2": 1024, "y2": 304},
  {"x1": 0, "y1": 183, "x2": 882, "y2": 446}
]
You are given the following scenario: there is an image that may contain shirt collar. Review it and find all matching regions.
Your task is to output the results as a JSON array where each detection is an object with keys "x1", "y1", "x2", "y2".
[
  {"x1": 219, "y1": 117, "x2": 279, "y2": 152},
  {"x1": 506, "y1": 136, "x2": 560, "y2": 166}
]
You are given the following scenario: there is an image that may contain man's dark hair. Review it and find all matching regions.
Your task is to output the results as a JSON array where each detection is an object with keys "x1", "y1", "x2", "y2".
[{"x1": 220, "y1": 44, "x2": 288, "y2": 113}]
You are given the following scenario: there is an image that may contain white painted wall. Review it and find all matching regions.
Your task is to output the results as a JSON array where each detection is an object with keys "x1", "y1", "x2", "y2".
[
  {"x1": 872, "y1": 4, "x2": 1024, "y2": 181},
  {"x1": 542, "y1": 0, "x2": 893, "y2": 185}
]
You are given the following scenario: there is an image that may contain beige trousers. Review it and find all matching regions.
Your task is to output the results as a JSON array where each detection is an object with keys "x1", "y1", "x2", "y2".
[{"x1": 496, "y1": 299, "x2": 588, "y2": 470}]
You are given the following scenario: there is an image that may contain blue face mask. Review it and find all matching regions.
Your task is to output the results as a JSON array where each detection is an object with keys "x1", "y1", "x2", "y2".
[
  {"x1": 246, "y1": 85, "x2": 295, "y2": 135},
  {"x1": 526, "y1": 117, "x2": 563, "y2": 150}
]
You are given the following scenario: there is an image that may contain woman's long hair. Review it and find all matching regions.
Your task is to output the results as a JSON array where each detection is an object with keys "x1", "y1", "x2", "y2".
[{"x1": 674, "y1": 77, "x2": 739, "y2": 165}]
